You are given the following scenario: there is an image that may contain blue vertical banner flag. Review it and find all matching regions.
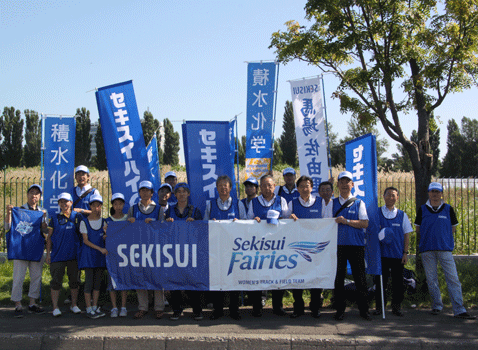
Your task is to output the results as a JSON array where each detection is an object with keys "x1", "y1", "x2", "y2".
[
  {"x1": 182, "y1": 121, "x2": 237, "y2": 214},
  {"x1": 95, "y1": 80, "x2": 152, "y2": 212},
  {"x1": 42, "y1": 116, "x2": 76, "y2": 216},
  {"x1": 289, "y1": 77, "x2": 330, "y2": 193},
  {"x1": 345, "y1": 134, "x2": 381, "y2": 275},
  {"x1": 146, "y1": 134, "x2": 161, "y2": 191},
  {"x1": 245, "y1": 62, "x2": 278, "y2": 179}
]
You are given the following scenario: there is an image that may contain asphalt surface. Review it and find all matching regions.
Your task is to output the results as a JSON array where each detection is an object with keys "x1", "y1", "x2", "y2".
[{"x1": 1, "y1": 304, "x2": 477, "y2": 349}]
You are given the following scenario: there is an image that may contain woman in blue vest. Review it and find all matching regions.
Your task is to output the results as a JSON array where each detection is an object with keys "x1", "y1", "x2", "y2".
[
  {"x1": 72, "y1": 165, "x2": 99, "y2": 219},
  {"x1": 127, "y1": 181, "x2": 164, "y2": 320},
  {"x1": 78, "y1": 194, "x2": 107, "y2": 319},
  {"x1": 274, "y1": 167, "x2": 300, "y2": 203},
  {"x1": 204, "y1": 175, "x2": 246, "y2": 320},
  {"x1": 165, "y1": 182, "x2": 203, "y2": 321},
  {"x1": 415, "y1": 182, "x2": 475, "y2": 319},
  {"x1": 289, "y1": 175, "x2": 323, "y2": 319},
  {"x1": 46, "y1": 192, "x2": 82, "y2": 317}
]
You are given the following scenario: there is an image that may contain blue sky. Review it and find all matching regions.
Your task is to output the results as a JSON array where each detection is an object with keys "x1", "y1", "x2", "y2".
[{"x1": 2, "y1": 0, "x2": 477, "y2": 163}]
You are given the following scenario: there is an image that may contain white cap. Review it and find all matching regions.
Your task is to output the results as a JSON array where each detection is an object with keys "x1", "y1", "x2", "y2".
[
  {"x1": 75, "y1": 165, "x2": 89, "y2": 174},
  {"x1": 111, "y1": 193, "x2": 125, "y2": 203},
  {"x1": 267, "y1": 210, "x2": 280, "y2": 225},
  {"x1": 159, "y1": 183, "x2": 172, "y2": 192},
  {"x1": 428, "y1": 182, "x2": 443, "y2": 192},
  {"x1": 338, "y1": 171, "x2": 353, "y2": 181},
  {"x1": 139, "y1": 180, "x2": 153, "y2": 190},
  {"x1": 89, "y1": 194, "x2": 103, "y2": 204},
  {"x1": 58, "y1": 192, "x2": 73, "y2": 202},
  {"x1": 283, "y1": 167, "x2": 296, "y2": 176},
  {"x1": 164, "y1": 171, "x2": 177, "y2": 179}
]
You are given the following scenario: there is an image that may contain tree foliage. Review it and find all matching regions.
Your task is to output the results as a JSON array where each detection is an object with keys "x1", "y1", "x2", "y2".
[
  {"x1": 270, "y1": 0, "x2": 478, "y2": 210},
  {"x1": 23, "y1": 109, "x2": 41, "y2": 168},
  {"x1": 279, "y1": 101, "x2": 298, "y2": 167},
  {"x1": 162, "y1": 118, "x2": 180, "y2": 166},
  {"x1": 273, "y1": 139, "x2": 283, "y2": 166},
  {"x1": 141, "y1": 110, "x2": 160, "y2": 147},
  {"x1": 1, "y1": 107, "x2": 24, "y2": 167},
  {"x1": 93, "y1": 123, "x2": 107, "y2": 171},
  {"x1": 75, "y1": 107, "x2": 92, "y2": 167}
]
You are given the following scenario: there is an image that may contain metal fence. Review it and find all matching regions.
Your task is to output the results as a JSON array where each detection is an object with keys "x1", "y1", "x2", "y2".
[{"x1": 1, "y1": 176, "x2": 477, "y2": 255}]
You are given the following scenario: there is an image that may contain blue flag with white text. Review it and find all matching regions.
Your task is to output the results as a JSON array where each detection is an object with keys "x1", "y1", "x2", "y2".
[
  {"x1": 147, "y1": 134, "x2": 161, "y2": 191},
  {"x1": 346, "y1": 134, "x2": 381, "y2": 275},
  {"x1": 7, "y1": 208, "x2": 45, "y2": 262}
]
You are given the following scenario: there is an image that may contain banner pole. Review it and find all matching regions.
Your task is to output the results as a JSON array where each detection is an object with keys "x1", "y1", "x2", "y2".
[
  {"x1": 270, "y1": 61, "x2": 280, "y2": 172},
  {"x1": 380, "y1": 274, "x2": 385, "y2": 319},
  {"x1": 40, "y1": 114, "x2": 46, "y2": 208},
  {"x1": 321, "y1": 75, "x2": 333, "y2": 179},
  {"x1": 235, "y1": 115, "x2": 240, "y2": 198}
]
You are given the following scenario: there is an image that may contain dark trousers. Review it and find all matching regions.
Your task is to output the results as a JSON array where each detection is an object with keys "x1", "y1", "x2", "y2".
[
  {"x1": 292, "y1": 288, "x2": 323, "y2": 314},
  {"x1": 170, "y1": 290, "x2": 202, "y2": 314},
  {"x1": 249, "y1": 290, "x2": 284, "y2": 312},
  {"x1": 374, "y1": 257, "x2": 404, "y2": 311},
  {"x1": 211, "y1": 291, "x2": 240, "y2": 315},
  {"x1": 335, "y1": 245, "x2": 369, "y2": 314}
]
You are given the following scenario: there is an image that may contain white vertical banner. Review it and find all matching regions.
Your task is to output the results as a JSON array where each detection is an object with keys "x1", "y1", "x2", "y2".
[{"x1": 290, "y1": 77, "x2": 330, "y2": 193}]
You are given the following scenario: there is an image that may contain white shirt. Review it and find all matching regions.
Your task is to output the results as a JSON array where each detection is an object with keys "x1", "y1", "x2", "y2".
[
  {"x1": 380, "y1": 206, "x2": 413, "y2": 234},
  {"x1": 338, "y1": 194, "x2": 369, "y2": 220},
  {"x1": 75, "y1": 184, "x2": 93, "y2": 197},
  {"x1": 79, "y1": 218, "x2": 105, "y2": 234},
  {"x1": 204, "y1": 197, "x2": 247, "y2": 220},
  {"x1": 247, "y1": 194, "x2": 290, "y2": 219},
  {"x1": 321, "y1": 198, "x2": 334, "y2": 218}
]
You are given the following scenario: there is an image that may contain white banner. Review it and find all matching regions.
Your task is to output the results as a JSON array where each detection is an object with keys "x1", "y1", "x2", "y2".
[
  {"x1": 290, "y1": 77, "x2": 330, "y2": 193},
  {"x1": 208, "y1": 219, "x2": 337, "y2": 291}
]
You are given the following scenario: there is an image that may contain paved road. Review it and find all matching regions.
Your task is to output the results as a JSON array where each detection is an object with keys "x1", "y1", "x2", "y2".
[{"x1": 1, "y1": 305, "x2": 477, "y2": 349}]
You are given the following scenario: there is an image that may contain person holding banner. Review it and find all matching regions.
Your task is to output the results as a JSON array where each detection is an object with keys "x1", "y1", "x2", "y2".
[
  {"x1": 78, "y1": 194, "x2": 108, "y2": 319},
  {"x1": 241, "y1": 177, "x2": 259, "y2": 211},
  {"x1": 46, "y1": 193, "x2": 82, "y2": 317},
  {"x1": 126, "y1": 181, "x2": 165, "y2": 319},
  {"x1": 289, "y1": 176, "x2": 323, "y2": 319},
  {"x1": 274, "y1": 168, "x2": 300, "y2": 203},
  {"x1": 5, "y1": 184, "x2": 48, "y2": 318},
  {"x1": 415, "y1": 182, "x2": 476, "y2": 320},
  {"x1": 165, "y1": 182, "x2": 203, "y2": 321},
  {"x1": 373, "y1": 187, "x2": 412, "y2": 317},
  {"x1": 105, "y1": 193, "x2": 128, "y2": 318},
  {"x1": 204, "y1": 175, "x2": 246, "y2": 320},
  {"x1": 247, "y1": 175, "x2": 291, "y2": 317},
  {"x1": 164, "y1": 171, "x2": 178, "y2": 205},
  {"x1": 333, "y1": 171, "x2": 371, "y2": 321},
  {"x1": 72, "y1": 165, "x2": 100, "y2": 218},
  {"x1": 157, "y1": 183, "x2": 172, "y2": 222}
]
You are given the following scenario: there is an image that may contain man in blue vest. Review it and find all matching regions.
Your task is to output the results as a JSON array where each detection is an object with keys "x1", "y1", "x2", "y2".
[
  {"x1": 241, "y1": 177, "x2": 258, "y2": 211},
  {"x1": 163, "y1": 171, "x2": 178, "y2": 205},
  {"x1": 274, "y1": 168, "x2": 300, "y2": 203},
  {"x1": 415, "y1": 182, "x2": 475, "y2": 319},
  {"x1": 373, "y1": 187, "x2": 412, "y2": 317},
  {"x1": 333, "y1": 171, "x2": 370, "y2": 321}
]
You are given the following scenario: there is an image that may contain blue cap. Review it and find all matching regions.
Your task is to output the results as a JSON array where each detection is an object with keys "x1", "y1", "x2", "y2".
[
  {"x1": 28, "y1": 184, "x2": 42, "y2": 194},
  {"x1": 243, "y1": 177, "x2": 259, "y2": 187},
  {"x1": 378, "y1": 228, "x2": 394, "y2": 245},
  {"x1": 58, "y1": 192, "x2": 73, "y2": 202},
  {"x1": 338, "y1": 171, "x2": 353, "y2": 181},
  {"x1": 139, "y1": 180, "x2": 153, "y2": 190},
  {"x1": 283, "y1": 167, "x2": 296, "y2": 176},
  {"x1": 159, "y1": 183, "x2": 172, "y2": 192},
  {"x1": 89, "y1": 194, "x2": 103, "y2": 204},
  {"x1": 174, "y1": 182, "x2": 190, "y2": 192},
  {"x1": 75, "y1": 165, "x2": 89, "y2": 174},
  {"x1": 428, "y1": 182, "x2": 443, "y2": 192},
  {"x1": 111, "y1": 193, "x2": 125, "y2": 203},
  {"x1": 267, "y1": 209, "x2": 280, "y2": 225}
]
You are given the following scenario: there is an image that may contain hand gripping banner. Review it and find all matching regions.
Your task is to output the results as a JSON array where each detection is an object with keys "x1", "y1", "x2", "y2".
[
  {"x1": 345, "y1": 134, "x2": 381, "y2": 275},
  {"x1": 245, "y1": 62, "x2": 278, "y2": 179},
  {"x1": 95, "y1": 80, "x2": 152, "y2": 212},
  {"x1": 7, "y1": 208, "x2": 45, "y2": 261},
  {"x1": 106, "y1": 219, "x2": 337, "y2": 291}
]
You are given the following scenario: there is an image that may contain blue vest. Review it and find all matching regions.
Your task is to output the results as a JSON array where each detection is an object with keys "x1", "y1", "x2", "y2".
[
  {"x1": 241, "y1": 198, "x2": 251, "y2": 211},
  {"x1": 50, "y1": 211, "x2": 80, "y2": 263},
  {"x1": 7, "y1": 207, "x2": 45, "y2": 262},
  {"x1": 209, "y1": 198, "x2": 240, "y2": 220},
  {"x1": 333, "y1": 197, "x2": 364, "y2": 246},
  {"x1": 379, "y1": 208, "x2": 405, "y2": 259},
  {"x1": 78, "y1": 218, "x2": 106, "y2": 269},
  {"x1": 251, "y1": 196, "x2": 282, "y2": 220},
  {"x1": 278, "y1": 186, "x2": 300, "y2": 203},
  {"x1": 131, "y1": 203, "x2": 160, "y2": 221},
  {"x1": 291, "y1": 197, "x2": 322, "y2": 218},
  {"x1": 418, "y1": 204, "x2": 454, "y2": 253},
  {"x1": 167, "y1": 204, "x2": 199, "y2": 221},
  {"x1": 167, "y1": 193, "x2": 178, "y2": 205},
  {"x1": 72, "y1": 187, "x2": 97, "y2": 210}
]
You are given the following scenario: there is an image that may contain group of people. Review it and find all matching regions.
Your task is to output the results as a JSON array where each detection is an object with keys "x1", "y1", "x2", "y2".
[{"x1": 5, "y1": 166, "x2": 475, "y2": 321}]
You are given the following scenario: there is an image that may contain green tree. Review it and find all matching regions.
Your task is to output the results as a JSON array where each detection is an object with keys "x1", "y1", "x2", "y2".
[
  {"x1": 270, "y1": 0, "x2": 478, "y2": 209},
  {"x1": 93, "y1": 123, "x2": 107, "y2": 171},
  {"x1": 141, "y1": 110, "x2": 160, "y2": 147},
  {"x1": 273, "y1": 139, "x2": 283, "y2": 166},
  {"x1": 460, "y1": 117, "x2": 478, "y2": 177},
  {"x1": 162, "y1": 118, "x2": 180, "y2": 166},
  {"x1": 279, "y1": 101, "x2": 297, "y2": 167},
  {"x1": 22, "y1": 109, "x2": 41, "y2": 167},
  {"x1": 1, "y1": 107, "x2": 24, "y2": 167},
  {"x1": 234, "y1": 136, "x2": 246, "y2": 166},
  {"x1": 75, "y1": 107, "x2": 92, "y2": 167}
]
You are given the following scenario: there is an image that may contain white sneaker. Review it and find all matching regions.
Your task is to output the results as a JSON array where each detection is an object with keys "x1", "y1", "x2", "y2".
[
  {"x1": 53, "y1": 308, "x2": 62, "y2": 317},
  {"x1": 70, "y1": 306, "x2": 81, "y2": 314},
  {"x1": 95, "y1": 307, "x2": 105, "y2": 318},
  {"x1": 110, "y1": 308, "x2": 118, "y2": 318},
  {"x1": 119, "y1": 307, "x2": 127, "y2": 317}
]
